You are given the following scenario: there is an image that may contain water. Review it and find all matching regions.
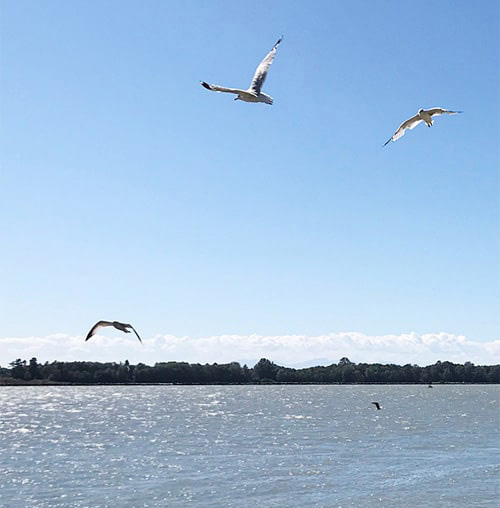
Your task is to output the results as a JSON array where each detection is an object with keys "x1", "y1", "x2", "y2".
[{"x1": 0, "y1": 385, "x2": 498, "y2": 507}]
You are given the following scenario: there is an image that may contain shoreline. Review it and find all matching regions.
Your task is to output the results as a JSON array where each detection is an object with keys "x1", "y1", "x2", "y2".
[{"x1": 1, "y1": 378, "x2": 497, "y2": 386}]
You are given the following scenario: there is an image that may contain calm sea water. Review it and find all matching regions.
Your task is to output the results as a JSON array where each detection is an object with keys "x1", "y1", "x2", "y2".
[{"x1": 0, "y1": 385, "x2": 498, "y2": 507}]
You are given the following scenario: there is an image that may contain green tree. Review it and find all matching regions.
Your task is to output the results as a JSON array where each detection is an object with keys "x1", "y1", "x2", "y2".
[
  {"x1": 253, "y1": 358, "x2": 278, "y2": 381},
  {"x1": 339, "y1": 357, "x2": 353, "y2": 366},
  {"x1": 341, "y1": 364, "x2": 355, "y2": 383},
  {"x1": 28, "y1": 357, "x2": 41, "y2": 380},
  {"x1": 10, "y1": 359, "x2": 26, "y2": 380}
]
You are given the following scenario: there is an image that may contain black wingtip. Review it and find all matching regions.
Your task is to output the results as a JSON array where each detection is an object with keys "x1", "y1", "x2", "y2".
[
  {"x1": 200, "y1": 81, "x2": 211, "y2": 90},
  {"x1": 383, "y1": 139, "x2": 391, "y2": 147},
  {"x1": 130, "y1": 326, "x2": 143, "y2": 344}
]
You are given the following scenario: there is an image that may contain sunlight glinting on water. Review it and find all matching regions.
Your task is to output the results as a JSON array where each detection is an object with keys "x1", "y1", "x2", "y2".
[{"x1": 0, "y1": 385, "x2": 498, "y2": 507}]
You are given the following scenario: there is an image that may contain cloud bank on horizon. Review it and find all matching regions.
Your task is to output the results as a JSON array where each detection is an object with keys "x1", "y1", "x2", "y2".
[{"x1": 1, "y1": 332, "x2": 498, "y2": 368}]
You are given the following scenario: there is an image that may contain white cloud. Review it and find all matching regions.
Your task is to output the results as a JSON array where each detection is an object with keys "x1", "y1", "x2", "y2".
[{"x1": 0, "y1": 332, "x2": 498, "y2": 368}]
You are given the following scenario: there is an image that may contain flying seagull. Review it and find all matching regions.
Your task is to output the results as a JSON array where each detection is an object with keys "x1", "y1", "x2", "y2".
[
  {"x1": 201, "y1": 36, "x2": 282, "y2": 105},
  {"x1": 384, "y1": 108, "x2": 463, "y2": 146},
  {"x1": 85, "y1": 321, "x2": 142, "y2": 343},
  {"x1": 371, "y1": 402, "x2": 381, "y2": 410}
]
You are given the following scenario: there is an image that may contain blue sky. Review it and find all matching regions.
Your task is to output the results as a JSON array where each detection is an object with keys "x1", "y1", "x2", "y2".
[{"x1": 1, "y1": 0, "x2": 498, "y2": 366}]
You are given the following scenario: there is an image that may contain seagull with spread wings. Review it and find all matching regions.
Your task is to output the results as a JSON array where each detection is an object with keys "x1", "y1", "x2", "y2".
[
  {"x1": 201, "y1": 36, "x2": 283, "y2": 105},
  {"x1": 384, "y1": 108, "x2": 463, "y2": 146},
  {"x1": 85, "y1": 321, "x2": 142, "y2": 343}
]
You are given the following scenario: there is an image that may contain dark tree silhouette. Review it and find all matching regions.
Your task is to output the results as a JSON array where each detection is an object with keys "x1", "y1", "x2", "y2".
[{"x1": 1, "y1": 357, "x2": 498, "y2": 385}]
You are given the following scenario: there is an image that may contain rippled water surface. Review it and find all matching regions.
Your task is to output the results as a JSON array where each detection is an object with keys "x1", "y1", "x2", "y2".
[{"x1": 0, "y1": 385, "x2": 498, "y2": 507}]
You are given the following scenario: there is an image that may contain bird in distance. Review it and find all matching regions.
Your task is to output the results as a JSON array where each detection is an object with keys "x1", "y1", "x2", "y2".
[
  {"x1": 201, "y1": 36, "x2": 283, "y2": 104},
  {"x1": 85, "y1": 321, "x2": 142, "y2": 343},
  {"x1": 371, "y1": 402, "x2": 381, "y2": 410},
  {"x1": 384, "y1": 108, "x2": 462, "y2": 146}
]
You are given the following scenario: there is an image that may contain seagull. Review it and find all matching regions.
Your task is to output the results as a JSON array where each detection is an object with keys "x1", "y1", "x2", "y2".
[
  {"x1": 201, "y1": 36, "x2": 282, "y2": 105},
  {"x1": 371, "y1": 402, "x2": 381, "y2": 410},
  {"x1": 383, "y1": 108, "x2": 463, "y2": 146},
  {"x1": 85, "y1": 321, "x2": 142, "y2": 343}
]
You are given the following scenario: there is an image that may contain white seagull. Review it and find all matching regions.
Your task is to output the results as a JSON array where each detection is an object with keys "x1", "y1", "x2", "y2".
[
  {"x1": 85, "y1": 320, "x2": 142, "y2": 343},
  {"x1": 384, "y1": 108, "x2": 463, "y2": 146},
  {"x1": 201, "y1": 36, "x2": 282, "y2": 105}
]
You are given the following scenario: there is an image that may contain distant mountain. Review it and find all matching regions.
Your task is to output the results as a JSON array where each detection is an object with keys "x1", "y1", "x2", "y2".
[{"x1": 288, "y1": 358, "x2": 333, "y2": 369}]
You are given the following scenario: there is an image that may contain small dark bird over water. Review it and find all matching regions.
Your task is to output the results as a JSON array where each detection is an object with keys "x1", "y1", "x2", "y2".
[
  {"x1": 85, "y1": 321, "x2": 142, "y2": 343},
  {"x1": 371, "y1": 402, "x2": 381, "y2": 410}
]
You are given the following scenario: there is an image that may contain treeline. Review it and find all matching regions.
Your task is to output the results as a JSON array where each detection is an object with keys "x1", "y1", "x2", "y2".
[{"x1": 1, "y1": 357, "x2": 499, "y2": 384}]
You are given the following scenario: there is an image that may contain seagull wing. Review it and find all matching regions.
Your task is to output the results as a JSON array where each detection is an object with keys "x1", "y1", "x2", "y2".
[
  {"x1": 85, "y1": 320, "x2": 113, "y2": 341},
  {"x1": 127, "y1": 326, "x2": 142, "y2": 344},
  {"x1": 200, "y1": 81, "x2": 244, "y2": 95},
  {"x1": 249, "y1": 37, "x2": 282, "y2": 94},
  {"x1": 384, "y1": 114, "x2": 422, "y2": 146},
  {"x1": 426, "y1": 107, "x2": 463, "y2": 117}
]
